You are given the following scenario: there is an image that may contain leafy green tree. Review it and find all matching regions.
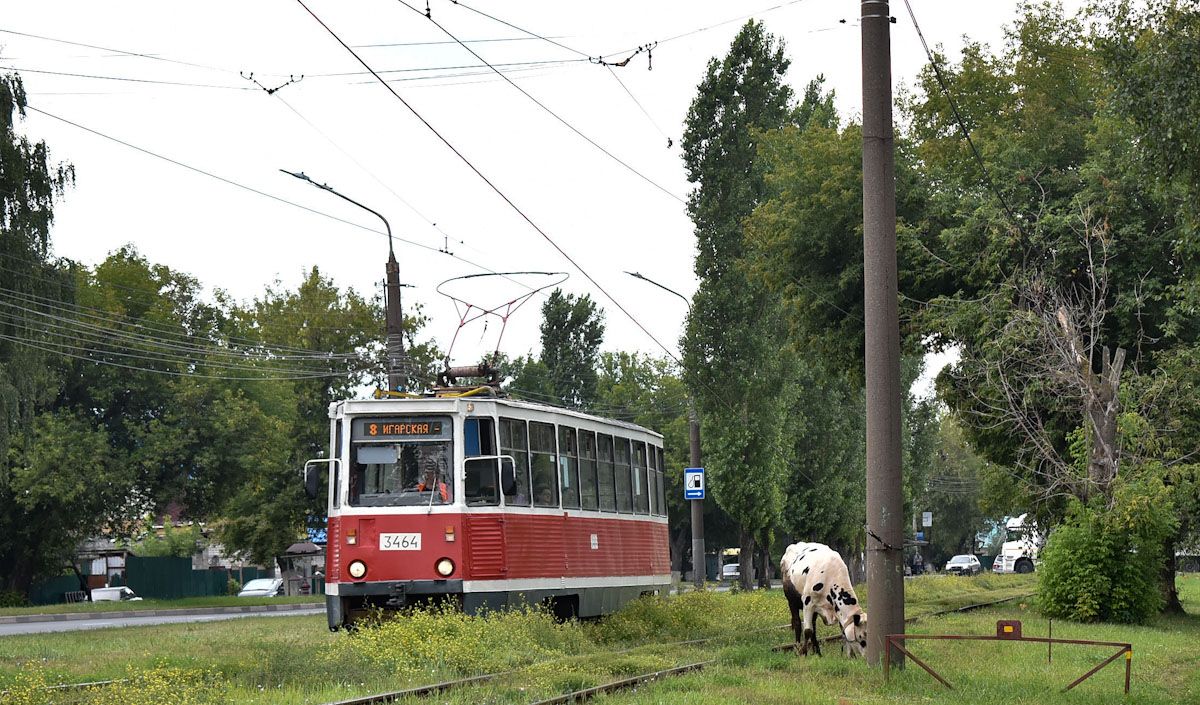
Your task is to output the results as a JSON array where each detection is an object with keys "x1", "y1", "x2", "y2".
[
  {"x1": 776, "y1": 361, "x2": 866, "y2": 568},
  {"x1": 1097, "y1": 0, "x2": 1200, "y2": 267},
  {"x1": 681, "y1": 20, "x2": 796, "y2": 588},
  {"x1": 62, "y1": 248, "x2": 231, "y2": 515},
  {"x1": 503, "y1": 354, "x2": 557, "y2": 404},
  {"x1": 919, "y1": 417, "x2": 991, "y2": 567},
  {"x1": 745, "y1": 2, "x2": 1200, "y2": 615},
  {"x1": 123, "y1": 518, "x2": 206, "y2": 558},
  {"x1": 3, "y1": 412, "x2": 131, "y2": 593},
  {"x1": 0, "y1": 69, "x2": 78, "y2": 595},
  {"x1": 537, "y1": 289, "x2": 605, "y2": 408},
  {"x1": 215, "y1": 268, "x2": 398, "y2": 563}
]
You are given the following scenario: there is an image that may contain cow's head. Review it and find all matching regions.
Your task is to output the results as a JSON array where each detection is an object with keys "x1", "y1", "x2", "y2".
[{"x1": 843, "y1": 611, "x2": 867, "y2": 658}]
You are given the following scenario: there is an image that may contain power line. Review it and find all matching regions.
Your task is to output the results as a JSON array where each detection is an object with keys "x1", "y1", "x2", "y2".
[
  {"x1": 297, "y1": 1, "x2": 822, "y2": 490},
  {"x1": 0, "y1": 253, "x2": 392, "y2": 343},
  {"x1": 605, "y1": 66, "x2": 673, "y2": 147},
  {"x1": 307, "y1": 57, "x2": 585, "y2": 79},
  {"x1": 0, "y1": 27, "x2": 245, "y2": 75},
  {"x1": 0, "y1": 287, "x2": 364, "y2": 360},
  {"x1": 296, "y1": 0, "x2": 681, "y2": 363},
  {"x1": 0, "y1": 65, "x2": 253, "y2": 91},
  {"x1": 22, "y1": 104, "x2": 534, "y2": 290},
  {"x1": 353, "y1": 35, "x2": 563, "y2": 49},
  {"x1": 897, "y1": 0, "x2": 1029, "y2": 242},
  {"x1": 391, "y1": 0, "x2": 686, "y2": 205},
  {"x1": 596, "y1": 0, "x2": 814, "y2": 62},
  {"x1": 444, "y1": 1, "x2": 592, "y2": 59},
  {"x1": 1, "y1": 333, "x2": 355, "y2": 381}
]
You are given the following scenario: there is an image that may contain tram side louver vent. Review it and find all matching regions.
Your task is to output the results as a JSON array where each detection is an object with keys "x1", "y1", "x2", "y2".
[{"x1": 464, "y1": 516, "x2": 506, "y2": 578}]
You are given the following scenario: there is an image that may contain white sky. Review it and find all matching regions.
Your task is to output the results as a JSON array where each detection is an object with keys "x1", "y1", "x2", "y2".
[{"x1": 2, "y1": 0, "x2": 1082, "y2": 380}]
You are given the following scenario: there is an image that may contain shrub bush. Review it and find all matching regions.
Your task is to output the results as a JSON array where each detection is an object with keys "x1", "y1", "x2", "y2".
[
  {"x1": 1038, "y1": 480, "x2": 1176, "y2": 624},
  {"x1": 0, "y1": 590, "x2": 30, "y2": 608}
]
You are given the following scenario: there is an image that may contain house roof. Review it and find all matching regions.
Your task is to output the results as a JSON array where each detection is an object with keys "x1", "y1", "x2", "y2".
[{"x1": 284, "y1": 541, "x2": 322, "y2": 555}]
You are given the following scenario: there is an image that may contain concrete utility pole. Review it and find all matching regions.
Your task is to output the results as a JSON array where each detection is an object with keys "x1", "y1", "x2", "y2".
[
  {"x1": 625, "y1": 271, "x2": 705, "y2": 587},
  {"x1": 861, "y1": 0, "x2": 905, "y2": 667},
  {"x1": 281, "y1": 170, "x2": 407, "y2": 393},
  {"x1": 688, "y1": 404, "x2": 704, "y2": 587}
]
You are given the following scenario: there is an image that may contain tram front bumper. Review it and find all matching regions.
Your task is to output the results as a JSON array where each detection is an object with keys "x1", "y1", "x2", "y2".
[{"x1": 338, "y1": 578, "x2": 464, "y2": 600}]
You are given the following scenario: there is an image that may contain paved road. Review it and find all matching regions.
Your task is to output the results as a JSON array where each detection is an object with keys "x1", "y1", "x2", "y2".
[{"x1": 0, "y1": 603, "x2": 326, "y2": 636}]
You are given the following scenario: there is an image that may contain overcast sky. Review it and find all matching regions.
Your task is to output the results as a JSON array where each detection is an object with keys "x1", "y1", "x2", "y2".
[{"x1": 2, "y1": 0, "x2": 1084, "y2": 390}]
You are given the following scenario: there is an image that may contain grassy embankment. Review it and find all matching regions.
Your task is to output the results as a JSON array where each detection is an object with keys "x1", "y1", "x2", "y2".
[{"x1": 2, "y1": 574, "x2": 1197, "y2": 704}]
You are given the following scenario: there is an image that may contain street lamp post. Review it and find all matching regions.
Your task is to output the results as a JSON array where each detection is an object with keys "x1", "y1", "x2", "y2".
[
  {"x1": 282, "y1": 170, "x2": 407, "y2": 393},
  {"x1": 625, "y1": 271, "x2": 705, "y2": 588}
]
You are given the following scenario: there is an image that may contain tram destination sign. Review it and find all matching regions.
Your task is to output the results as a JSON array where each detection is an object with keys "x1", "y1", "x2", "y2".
[{"x1": 352, "y1": 417, "x2": 449, "y2": 440}]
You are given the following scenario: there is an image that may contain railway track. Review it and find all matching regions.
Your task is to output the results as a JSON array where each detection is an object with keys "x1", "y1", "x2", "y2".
[{"x1": 24, "y1": 592, "x2": 1034, "y2": 705}]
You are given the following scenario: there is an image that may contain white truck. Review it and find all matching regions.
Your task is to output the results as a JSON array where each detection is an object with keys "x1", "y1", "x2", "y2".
[{"x1": 991, "y1": 514, "x2": 1042, "y2": 574}]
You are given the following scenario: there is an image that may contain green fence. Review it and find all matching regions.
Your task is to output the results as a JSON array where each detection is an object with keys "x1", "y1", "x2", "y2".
[
  {"x1": 28, "y1": 576, "x2": 87, "y2": 606},
  {"x1": 124, "y1": 557, "x2": 269, "y2": 599},
  {"x1": 29, "y1": 559, "x2": 271, "y2": 604}
]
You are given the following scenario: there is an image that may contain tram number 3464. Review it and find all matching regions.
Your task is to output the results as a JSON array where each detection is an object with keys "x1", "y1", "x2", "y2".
[{"x1": 380, "y1": 533, "x2": 422, "y2": 551}]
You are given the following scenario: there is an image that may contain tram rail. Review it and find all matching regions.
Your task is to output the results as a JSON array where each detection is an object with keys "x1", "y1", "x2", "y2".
[{"x1": 21, "y1": 591, "x2": 1035, "y2": 704}]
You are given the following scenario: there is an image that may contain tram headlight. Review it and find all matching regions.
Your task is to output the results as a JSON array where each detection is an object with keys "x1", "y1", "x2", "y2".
[
  {"x1": 435, "y1": 558, "x2": 455, "y2": 577},
  {"x1": 348, "y1": 560, "x2": 367, "y2": 580}
]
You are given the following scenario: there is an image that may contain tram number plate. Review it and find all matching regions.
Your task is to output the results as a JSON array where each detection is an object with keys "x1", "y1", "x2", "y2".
[{"x1": 380, "y1": 533, "x2": 422, "y2": 551}]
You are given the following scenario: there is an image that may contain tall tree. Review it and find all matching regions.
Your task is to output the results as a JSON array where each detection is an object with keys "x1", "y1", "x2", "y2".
[
  {"x1": 745, "y1": 2, "x2": 1200, "y2": 613},
  {"x1": 216, "y1": 267, "x2": 403, "y2": 564},
  {"x1": 537, "y1": 289, "x2": 605, "y2": 408},
  {"x1": 0, "y1": 69, "x2": 77, "y2": 595},
  {"x1": 681, "y1": 20, "x2": 796, "y2": 588}
]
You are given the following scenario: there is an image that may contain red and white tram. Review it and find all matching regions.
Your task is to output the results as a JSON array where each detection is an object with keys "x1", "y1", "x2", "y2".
[{"x1": 311, "y1": 392, "x2": 671, "y2": 629}]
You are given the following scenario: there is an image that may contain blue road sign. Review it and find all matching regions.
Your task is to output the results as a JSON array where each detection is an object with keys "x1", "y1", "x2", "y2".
[{"x1": 684, "y1": 467, "x2": 705, "y2": 500}]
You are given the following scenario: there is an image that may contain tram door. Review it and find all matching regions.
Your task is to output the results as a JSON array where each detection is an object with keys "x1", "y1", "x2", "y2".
[{"x1": 463, "y1": 417, "x2": 506, "y2": 579}]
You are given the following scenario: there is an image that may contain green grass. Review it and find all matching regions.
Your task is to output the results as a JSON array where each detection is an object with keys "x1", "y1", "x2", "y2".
[
  {"x1": 2, "y1": 574, "x2": 1196, "y2": 704},
  {"x1": 0, "y1": 594, "x2": 323, "y2": 617}
]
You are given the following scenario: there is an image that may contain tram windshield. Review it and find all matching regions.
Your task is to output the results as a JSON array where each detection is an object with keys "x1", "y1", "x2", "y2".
[
  {"x1": 350, "y1": 441, "x2": 453, "y2": 506},
  {"x1": 347, "y1": 416, "x2": 454, "y2": 507}
]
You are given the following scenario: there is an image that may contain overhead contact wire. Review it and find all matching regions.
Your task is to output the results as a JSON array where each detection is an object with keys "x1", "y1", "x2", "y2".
[
  {"x1": 296, "y1": 0, "x2": 680, "y2": 363},
  {"x1": 392, "y1": 0, "x2": 685, "y2": 205}
]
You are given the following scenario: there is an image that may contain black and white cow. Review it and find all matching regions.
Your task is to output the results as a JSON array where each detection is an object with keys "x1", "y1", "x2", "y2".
[{"x1": 780, "y1": 542, "x2": 867, "y2": 657}]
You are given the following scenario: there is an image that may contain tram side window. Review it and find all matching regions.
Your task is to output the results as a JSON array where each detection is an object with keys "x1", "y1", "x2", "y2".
[
  {"x1": 632, "y1": 441, "x2": 649, "y2": 514},
  {"x1": 647, "y1": 443, "x2": 657, "y2": 516},
  {"x1": 332, "y1": 420, "x2": 343, "y2": 509},
  {"x1": 579, "y1": 430, "x2": 599, "y2": 510},
  {"x1": 657, "y1": 448, "x2": 667, "y2": 515},
  {"x1": 465, "y1": 457, "x2": 500, "y2": 505},
  {"x1": 614, "y1": 437, "x2": 633, "y2": 513},
  {"x1": 656, "y1": 446, "x2": 667, "y2": 516},
  {"x1": 500, "y1": 418, "x2": 530, "y2": 506},
  {"x1": 597, "y1": 434, "x2": 616, "y2": 512},
  {"x1": 558, "y1": 426, "x2": 580, "y2": 509},
  {"x1": 530, "y1": 421, "x2": 558, "y2": 507},
  {"x1": 464, "y1": 417, "x2": 496, "y2": 457}
]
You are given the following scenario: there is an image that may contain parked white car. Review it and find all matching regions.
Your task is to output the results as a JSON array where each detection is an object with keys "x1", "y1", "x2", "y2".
[
  {"x1": 91, "y1": 586, "x2": 142, "y2": 602},
  {"x1": 238, "y1": 577, "x2": 285, "y2": 597},
  {"x1": 947, "y1": 554, "x2": 982, "y2": 576}
]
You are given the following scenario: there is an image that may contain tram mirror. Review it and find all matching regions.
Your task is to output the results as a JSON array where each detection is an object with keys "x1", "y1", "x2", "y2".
[
  {"x1": 303, "y1": 466, "x2": 321, "y2": 499},
  {"x1": 500, "y1": 457, "x2": 517, "y2": 496}
]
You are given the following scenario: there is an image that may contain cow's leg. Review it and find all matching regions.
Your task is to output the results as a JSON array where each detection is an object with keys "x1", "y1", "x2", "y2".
[
  {"x1": 809, "y1": 616, "x2": 822, "y2": 657},
  {"x1": 784, "y1": 582, "x2": 804, "y2": 646},
  {"x1": 800, "y1": 604, "x2": 816, "y2": 657}
]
